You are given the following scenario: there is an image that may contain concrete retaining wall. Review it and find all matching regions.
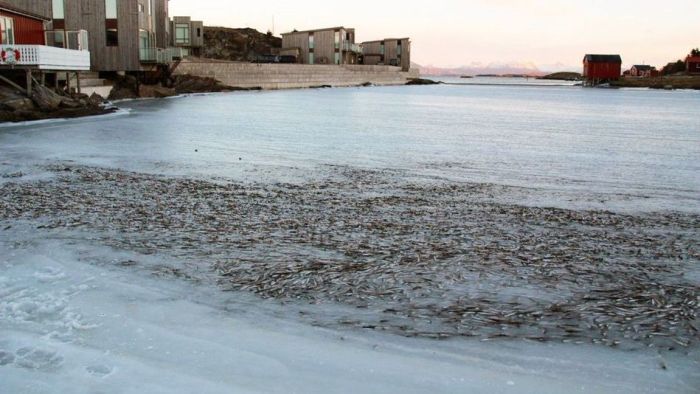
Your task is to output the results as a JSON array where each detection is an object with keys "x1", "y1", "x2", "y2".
[{"x1": 173, "y1": 60, "x2": 420, "y2": 90}]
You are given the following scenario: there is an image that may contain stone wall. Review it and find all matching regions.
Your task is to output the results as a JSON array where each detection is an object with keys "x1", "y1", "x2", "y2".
[{"x1": 172, "y1": 59, "x2": 420, "y2": 90}]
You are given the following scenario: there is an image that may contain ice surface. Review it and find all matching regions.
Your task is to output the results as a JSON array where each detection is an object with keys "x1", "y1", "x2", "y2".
[
  {"x1": 1, "y1": 234, "x2": 698, "y2": 394},
  {"x1": 1, "y1": 84, "x2": 699, "y2": 393}
]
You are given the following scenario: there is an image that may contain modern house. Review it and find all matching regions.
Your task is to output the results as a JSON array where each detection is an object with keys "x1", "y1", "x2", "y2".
[
  {"x1": 3, "y1": 0, "x2": 189, "y2": 73},
  {"x1": 281, "y1": 27, "x2": 362, "y2": 65},
  {"x1": 686, "y1": 55, "x2": 700, "y2": 74},
  {"x1": 582, "y1": 54, "x2": 622, "y2": 85},
  {"x1": 0, "y1": 1, "x2": 90, "y2": 94},
  {"x1": 171, "y1": 16, "x2": 203, "y2": 57},
  {"x1": 361, "y1": 38, "x2": 411, "y2": 71}
]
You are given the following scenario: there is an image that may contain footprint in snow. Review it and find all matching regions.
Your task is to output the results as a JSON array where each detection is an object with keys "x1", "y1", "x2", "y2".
[
  {"x1": 14, "y1": 347, "x2": 64, "y2": 371},
  {"x1": 86, "y1": 364, "x2": 114, "y2": 377}
]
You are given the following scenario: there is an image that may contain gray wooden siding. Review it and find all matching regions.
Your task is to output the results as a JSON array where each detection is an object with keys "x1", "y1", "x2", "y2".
[{"x1": 2, "y1": 0, "x2": 51, "y2": 18}]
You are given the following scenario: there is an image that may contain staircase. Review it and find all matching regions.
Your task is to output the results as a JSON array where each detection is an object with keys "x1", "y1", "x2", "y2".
[{"x1": 63, "y1": 72, "x2": 113, "y2": 97}]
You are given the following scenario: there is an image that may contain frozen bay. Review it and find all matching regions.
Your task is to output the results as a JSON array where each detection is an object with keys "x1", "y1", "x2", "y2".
[{"x1": 1, "y1": 84, "x2": 699, "y2": 392}]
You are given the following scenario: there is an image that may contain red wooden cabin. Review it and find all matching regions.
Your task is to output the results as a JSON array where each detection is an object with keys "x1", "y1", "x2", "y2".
[
  {"x1": 583, "y1": 54, "x2": 622, "y2": 83},
  {"x1": 0, "y1": 2, "x2": 48, "y2": 46},
  {"x1": 686, "y1": 56, "x2": 700, "y2": 74}
]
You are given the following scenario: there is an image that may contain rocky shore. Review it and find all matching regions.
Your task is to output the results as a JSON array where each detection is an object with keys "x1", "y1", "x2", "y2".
[
  {"x1": 0, "y1": 84, "x2": 112, "y2": 123},
  {"x1": 1, "y1": 165, "x2": 697, "y2": 351}
]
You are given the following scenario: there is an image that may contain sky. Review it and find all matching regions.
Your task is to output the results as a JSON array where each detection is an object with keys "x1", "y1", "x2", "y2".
[{"x1": 170, "y1": 0, "x2": 699, "y2": 70}]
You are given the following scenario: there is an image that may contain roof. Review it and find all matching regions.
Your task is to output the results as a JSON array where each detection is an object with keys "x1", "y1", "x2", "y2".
[
  {"x1": 0, "y1": 2, "x2": 50, "y2": 21},
  {"x1": 632, "y1": 65, "x2": 653, "y2": 70},
  {"x1": 583, "y1": 54, "x2": 622, "y2": 63},
  {"x1": 686, "y1": 56, "x2": 700, "y2": 62},
  {"x1": 282, "y1": 27, "x2": 354, "y2": 36}
]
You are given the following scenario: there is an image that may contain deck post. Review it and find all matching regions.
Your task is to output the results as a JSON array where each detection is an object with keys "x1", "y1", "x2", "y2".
[
  {"x1": 65, "y1": 72, "x2": 71, "y2": 93},
  {"x1": 76, "y1": 72, "x2": 81, "y2": 94},
  {"x1": 25, "y1": 69, "x2": 33, "y2": 96}
]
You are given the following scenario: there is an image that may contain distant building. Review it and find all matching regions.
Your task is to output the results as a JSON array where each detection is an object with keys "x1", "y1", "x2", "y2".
[
  {"x1": 686, "y1": 55, "x2": 700, "y2": 74},
  {"x1": 171, "y1": 16, "x2": 203, "y2": 57},
  {"x1": 629, "y1": 65, "x2": 658, "y2": 77},
  {"x1": 281, "y1": 27, "x2": 361, "y2": 65},
  {"x1": 361, "y1": 38, "x2": 411, "y2": 71},
  {"x1": 582, "y1": 54, "x2": 622, "y2": 84}
]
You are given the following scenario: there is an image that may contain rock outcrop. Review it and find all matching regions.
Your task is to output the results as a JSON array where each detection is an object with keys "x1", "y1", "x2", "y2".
[
  {"x1": 0, "y1": 84, "x2": 111, "y2": 123},
  {"x1": 202, "y1": 27, "x2": 282, "y2": 62}
]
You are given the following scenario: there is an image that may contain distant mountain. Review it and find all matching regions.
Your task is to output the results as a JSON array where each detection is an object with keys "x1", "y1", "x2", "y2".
[{"x1": 418, "y1": 62, "x2": 548, "y2": 77}]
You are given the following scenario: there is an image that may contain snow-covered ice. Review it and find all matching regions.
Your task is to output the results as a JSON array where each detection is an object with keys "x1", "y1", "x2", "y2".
[{"x1": 1, "y1": 233, "x2": 698, "y2": 394}]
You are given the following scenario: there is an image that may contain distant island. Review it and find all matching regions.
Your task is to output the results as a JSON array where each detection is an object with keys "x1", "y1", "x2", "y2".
[{"x1": 538, "y1": 72, "x2": 582, "y2": 81}]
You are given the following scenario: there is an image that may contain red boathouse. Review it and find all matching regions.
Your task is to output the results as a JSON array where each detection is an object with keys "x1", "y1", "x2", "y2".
[
  {"x1": 583, "y1": 54, "x2": 622, "y2": 85},
  {"x1": 0, "y1": 2, "x2": 48, "y2": 45},
  {"x1": 686, "y1": 56, "x2": 700, "y2": 74}
]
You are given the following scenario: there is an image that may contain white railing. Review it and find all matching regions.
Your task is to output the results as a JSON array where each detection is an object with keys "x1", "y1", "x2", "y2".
[{"x1": 0, "y1": 45, "x2": 90, "y2": 70}]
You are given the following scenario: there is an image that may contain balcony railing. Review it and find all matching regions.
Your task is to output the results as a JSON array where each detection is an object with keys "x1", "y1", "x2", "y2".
[
  {"x1": 0, "y1": 45, "x2": 90, "y2": 70},
  {"x1": 342, "y1": 42, "x2": 362, "y2": 53},
  {"x1": 44, "y1": 30, "x2": 89, "y2": 51},
  {"x1": 139, "y1": 47, "x2": 189, "y2": 64}
]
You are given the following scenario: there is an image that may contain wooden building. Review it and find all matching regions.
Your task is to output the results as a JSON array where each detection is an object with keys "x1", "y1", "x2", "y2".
[
  {"x1": 171, "y1": 16, "x2": 204, "y2": 57},
  {"x1": 361, "y1": 38, "x2": 411, "y2": 71},
  {"x1": 281, "y1": 27, "x2": 361, "y2": 65},
  {"x1": 686, "y1": 55, "x2": 700, "y2": 74},
  {"x1": 582, "y1": 54, "x2": 622, "y2": 85},
  {"x1": 628, "y1": 64, "x2": 659, "y2": 78},
  {"x1": 4, "y1": 0, "x2": 186, "y2": 73}
]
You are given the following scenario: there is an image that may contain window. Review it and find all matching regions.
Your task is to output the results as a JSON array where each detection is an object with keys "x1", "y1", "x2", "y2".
[
  {"x1": 334, "y1": 52, "x2": 340, "y2": 65},
  {"x1": 334, "y1": 31, "x2": 340, "y2": 49},
  {"x1": 105, "y1": 0, "x2": 117, "y2": 19},
  {"x1": 148, "y1": 0, "x2": 153, "y2": 15},
  {"x1": 308, "y1": 34, "x2": 314, "y2": 50},
  {"x1": 52, "y1": 0, "x2": 65, "y2": 19},
  {"x1": 397, "y1": 42, "x2": 402, "y2": 56},
  {"x1": 175, "y1": 24, "x2": 189, "y2": 44},
  {"x1": 106, "y1": 29, "x2": 118, "y2": 46},
  {"x1": 309, "y1": 53, "x2": 314, "y2": 65},
  {"x1": 138, "y1": 3, "x2": 144, "y2": 13},
  {"x1": 48, "y1": 30, "x2": 65, "y2": 48},
  {"x1": 380, "y1": 42, "x2": 385, "y2": 55},
  {"x1": 105, "y1": 0, "x2": 118, "y2": 46},
  {"x1": 0, "y1": 17, "x2": 14, "y2": 45},
  {"x1": 197, "y1": 28, "x2": 201, "y2": 38}
]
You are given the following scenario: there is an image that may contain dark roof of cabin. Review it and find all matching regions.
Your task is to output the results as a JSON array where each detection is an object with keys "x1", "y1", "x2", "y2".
[
  {"x1": 583, "y1": 54, "x2": 622, "y2": 63},
  {"x1": 0, "y1": 2, "x2": 50, "y2": 21},
  {"x1": 632, "y1": 65, "x2": 653, "y2": 70}
]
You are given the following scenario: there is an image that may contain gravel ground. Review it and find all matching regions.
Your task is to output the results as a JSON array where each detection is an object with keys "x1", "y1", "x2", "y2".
[{"x1": 1, "y1": 165, "x2": 698, "y2": 350}]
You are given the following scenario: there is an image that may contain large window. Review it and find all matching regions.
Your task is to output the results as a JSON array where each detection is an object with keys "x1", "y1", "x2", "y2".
[
  {"x1": 334, "y1": 31, "x2": 340, "y2": 49},
  {"x1": 52, "y1": 0, "x2": 65, "y2": 19},
  {"x1": 309, "y1": 53, "x2": 314, "y2": 65},
  {"x1": 175, "y1": 24, "x2": 189, "y2": 44},
  {"x1": 105, "y1": 0, "x2": 118, "y2": 19},
  {"x1": 308, "y1": 34, "x2": 314, "y2": 50},
  {"x1": 0, "y1": 17, "x2": 14, "y2": 45},
  {"x1": 148, "y1": 0, "x2": 153, "y2": 15},
  {"x1": 105, "y1": 0, "x2": 118, "y2": 46}
]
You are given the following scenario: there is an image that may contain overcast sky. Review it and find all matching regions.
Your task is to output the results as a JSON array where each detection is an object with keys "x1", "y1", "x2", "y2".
[{"x1": 170, "y1": 0, "x2": 699, "y2": 70}]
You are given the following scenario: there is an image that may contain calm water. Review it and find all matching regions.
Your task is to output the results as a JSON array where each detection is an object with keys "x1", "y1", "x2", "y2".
[{"x1": 1, "y1": 84, "x2": 699, "y2": 212}]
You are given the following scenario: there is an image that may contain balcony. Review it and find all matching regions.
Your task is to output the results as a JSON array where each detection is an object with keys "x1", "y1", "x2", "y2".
[
  {"x1": 0, "y1": 45, "x2": 90, "y2": 71},
  {"x1": 342, "y1": 42, "x2": 362, "y2": 53},
  {"x1": 139, "y1": 47, "x2": 188, "y2": 64}
]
